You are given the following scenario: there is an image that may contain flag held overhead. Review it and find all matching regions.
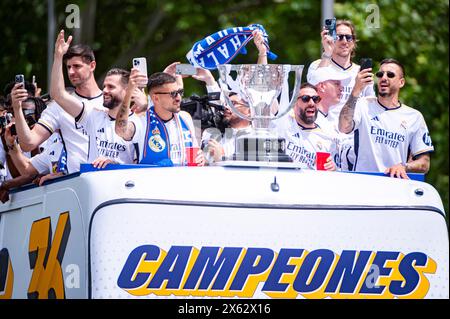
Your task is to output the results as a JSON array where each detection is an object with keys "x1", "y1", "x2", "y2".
[{"x1": 186, "y1": 24, "x2": 278, "y2": 70}]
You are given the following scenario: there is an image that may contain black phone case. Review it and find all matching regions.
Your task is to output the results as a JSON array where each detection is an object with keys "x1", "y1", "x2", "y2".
[{"x1": 360, "y1": 58, "x2": 373, "y2": 71}]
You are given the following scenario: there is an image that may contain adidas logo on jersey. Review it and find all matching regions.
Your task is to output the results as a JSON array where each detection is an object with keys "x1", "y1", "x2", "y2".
[
  {"x1": 97, "y1": 127, "x2": 105, "y2": 133},
  {"x1": 371, "y1": 116, "x2": 380, "y2": 121},
  {"x1": 49, "y1": 151, "x2": 55, "y2": 155}
]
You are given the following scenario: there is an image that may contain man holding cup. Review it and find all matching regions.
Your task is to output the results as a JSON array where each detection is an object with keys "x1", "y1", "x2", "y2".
[{"x1": 272, "y1": 83, "x2": 338, "y2": 171}]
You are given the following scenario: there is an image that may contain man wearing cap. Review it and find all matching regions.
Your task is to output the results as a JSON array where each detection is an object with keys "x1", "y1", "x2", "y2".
[
  {"x1": 272, "y1": 83, "x2": 338, "y2": 170},
  {"x1": 309, "y1": 66, "x2": 355, "y2": 170},
  {"x1": 306, "y1": 19, "x2": 375, "y2": 122},
  {"x1": 338, "y1": 58, "x2": 433, "y2": 178}
]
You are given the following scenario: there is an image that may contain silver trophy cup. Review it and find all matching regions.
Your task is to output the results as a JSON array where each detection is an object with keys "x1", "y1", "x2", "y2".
[{"x1": 217, "y1": 64, "x2": 304, "y2": 162}]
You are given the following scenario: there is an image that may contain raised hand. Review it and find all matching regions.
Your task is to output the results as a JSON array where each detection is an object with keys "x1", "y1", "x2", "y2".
[
  {"x1": 10, "y1": 82, "x2": 28, "y2": 110},
  {"x1": 252, "y1": 30, "x2": 267, "y2": 55},
  {"x1": 54, "y1": 30, "x2": 72, "y2": 58},
  {"x1": 191, "y1": 68, "x2": 216, "y2": 86},
  {"x1": 321, "y1": 28, "x2": 334, "y2": 57},
  {"x1": 163, "y1": 61, "x2": 184, "y2": 88}
]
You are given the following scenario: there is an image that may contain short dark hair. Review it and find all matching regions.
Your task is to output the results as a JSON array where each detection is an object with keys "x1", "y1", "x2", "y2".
[
  {"x1": 300, "y1": 83, "x2": 318, "y2": 91},
  {"x1": 106, "y1": 68, "x2": 130, "y2": 86},
  {"x1": 380, "y1": 58, "x2": 406, "y2": 78},
  {"x1": 63, "y1": 44, "x2": 95, "y2": 64},
  {"x1": 22, "y1": 96, "x2": 47, "y2": 122},
  {"x1": 3, "y1": 80, "x2": 36, "y2": 108},
  {"x1": 4, "y1": 80, "x2": 36, "y2": 97},
  {"x1": 0, "y1": 96, "x2": 6, "y2": 110},
  {"x1": 147, "y1": 72, "x2": 177, "y2": 92}
]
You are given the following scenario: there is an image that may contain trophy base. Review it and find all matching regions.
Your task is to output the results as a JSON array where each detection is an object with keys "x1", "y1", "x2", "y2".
[{"x1": 232, "y1": 136, "x2": 293, "y2": 163}]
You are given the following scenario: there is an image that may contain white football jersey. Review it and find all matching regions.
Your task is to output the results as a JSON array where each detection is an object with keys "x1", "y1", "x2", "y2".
[
  {"x1": 77, "y1": 103, "x2": 137, "y2": 164},
  {"x1": 131, "y1": 111, "x2": 198, "y2": 165},
  {"x1": 307, "y1": 59, "x2": 376, "y2": 125},
  {"x1": 38, "y1": 91, "x2": 103, "y2": 173},
  {"x1": 351, "y1": 96, "x2": 434, "y2": 172},
  {"x1": 30, "y1": 132, "x2": 65, "y2": 175},
  {"x1": 272, "y1": 112, "x2": 339, "y2": 169}
]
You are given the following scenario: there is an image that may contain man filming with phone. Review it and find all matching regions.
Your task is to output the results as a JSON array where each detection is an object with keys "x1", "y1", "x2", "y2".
[
  {"x1": 11, "y1": 30, "x2": 104, "y2": 174},
  {"x1": 338, "y1": 58, "x2": 434, "y2": 178},
  {"x1": 307, "y1": 19, "x2": 376, "y2": 123},
  {"x1": 115, "y1": 68, "x2": 205, "y2": 166}
]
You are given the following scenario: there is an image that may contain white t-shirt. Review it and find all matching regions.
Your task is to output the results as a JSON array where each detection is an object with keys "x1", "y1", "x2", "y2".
[
  {"x1": 30, "y1": 132, "x2": 65, "y2": 174},
  {"x1": 307, "y1": 59, "x2": 376, "y2": 124},
  {"x1": 272, "y1": 112, "x2": 339, "y2": 169},
  {"x1": 351, "y1": 96, "x2": 434, "y2": 172},
  {"x1": 77, "y1": 103, "x2": 137, "y2": 164},
  {"x1": 37, "y1": 91, "x2": 103, "y2": 173},
  {"x1": 131, "y1": 110, "x2": 198, "y2": 165}
]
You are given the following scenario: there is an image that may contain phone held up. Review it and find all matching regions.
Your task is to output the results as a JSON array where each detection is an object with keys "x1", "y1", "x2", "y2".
[
  {"x1": 324, "y1": 18, "x2": 337, "y2": 41},
  {"x1": 132, "y1": 57, "x2": 148, "y2": 89},
  {"x1": 175, "y1": 64, "x2": 197, "y2": 76},
  {"x1": 132, "y1": 57, "x2": 148, "y2": 78},
  {"x1": 15, "y1": 74, "x2": 25, "y2": 88},
  {"x1": 360, "y1": 58, "x2": 373, "y2": 71}
]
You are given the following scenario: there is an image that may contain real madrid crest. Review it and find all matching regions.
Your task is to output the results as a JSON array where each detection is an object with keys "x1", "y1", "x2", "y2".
[
  {"x1": 152, "y1": 127, "x2": 161, "y2": 135},
  {"x1": 149, "y1": 134, "x2": 166, "y2": 152}
]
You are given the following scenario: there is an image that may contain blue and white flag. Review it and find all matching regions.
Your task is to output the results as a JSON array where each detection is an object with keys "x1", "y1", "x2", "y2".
[{"x1": 186, "y1": 24, "x2": 277, "y2": 70}]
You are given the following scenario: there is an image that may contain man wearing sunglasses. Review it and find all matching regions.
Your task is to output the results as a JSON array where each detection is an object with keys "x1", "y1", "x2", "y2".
[
  {"x1": 338, "y1": 59, "x2": 434, "y2": 178},
  {"x1": 116, "y1": 70, "x2": 205, "y2": 166},
  {"x1": 306, "y1": 19, "x2": 375, "y2": 123},
  {"x1": 272, "y1": 83, "x2": 338, "y2": 171}
]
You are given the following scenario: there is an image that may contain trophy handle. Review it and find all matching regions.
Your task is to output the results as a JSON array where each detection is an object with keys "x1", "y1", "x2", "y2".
[
  {"x1": 217, "y1": 65, "x2": 252, "y2": 121},
  {"x1": 272, "y1": 65, "x2": 304, "y2": 120}
]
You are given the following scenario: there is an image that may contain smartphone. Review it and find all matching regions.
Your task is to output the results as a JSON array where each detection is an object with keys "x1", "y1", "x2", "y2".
[
  {"x1": 360, "y1": 58, "x2": 373, "y2": 71},
  {"x1": 176, "y1": 64, "x2": 197, "y2": 76},
  {"x1": 10, "y1": 124, "x2": 17, "y2": 136},
  {"x1": 132, "y1": 57, "x2": 148, "y2": 77},
  {"x1": 15, "y1": 74, "x2": 25, "y2": 88},
  {"x1": 324, "y1": 18, "x2": 337, "y2": 41}
]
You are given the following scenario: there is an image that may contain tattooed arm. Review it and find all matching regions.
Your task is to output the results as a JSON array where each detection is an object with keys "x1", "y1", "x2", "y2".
[
  {"x1": 115, "y1": 68, "x2": 147, "y2": 141},
  {"x1": 338, "y1": 95, "x2": 358, "y2": 134},
  {"x1": 338, "y1": 68, "x2": 373, "y2": 134}
]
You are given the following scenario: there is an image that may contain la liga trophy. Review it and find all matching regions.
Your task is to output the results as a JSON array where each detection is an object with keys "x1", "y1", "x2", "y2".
[{"x1": 217, "y1": 64, "x2": 303, "y2": 162}]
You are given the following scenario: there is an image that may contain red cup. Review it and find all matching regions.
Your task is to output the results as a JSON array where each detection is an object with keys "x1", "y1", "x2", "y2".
[
  {"x1": 185, "y1": 147, "x2": 199, "y2": 166},
  {"x1": 316, "y1": 152, "x2": 331, "y2": 171}
]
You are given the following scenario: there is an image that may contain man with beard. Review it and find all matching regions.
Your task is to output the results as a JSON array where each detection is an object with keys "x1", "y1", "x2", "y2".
[
  {"x1": 306, "y1": 19, "x2": 375, "y2": 124},
  {"x1": 338, "y1": 58, "x2": 433, "y2": 178},
  {"x1": 201, "y1": 92, "x2": 252, "y2": 162},
  {"x1": 272, "y1": 83, "x2": 337, "y2": 170},
  {"x1": 12, "y1": 29, "x2": 103, "y2": 173},
  {"x1": 115, "y1": 70, "x2": 205, "y2": 166},
  {"x1": 50, "y1": 31, "x2": 136, "y2": 168}
]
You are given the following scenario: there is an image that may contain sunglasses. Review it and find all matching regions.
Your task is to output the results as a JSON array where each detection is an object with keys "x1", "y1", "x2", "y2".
[
  {"x1": 299, "y1": 95, "x2": 321, "y2": 103},
  {"x1": 154, "y1": 89, "x2": 184, "y2": 98},
  {"x1": 375, "y1": 71, "x2": 396, "y2": 78},
  {"x1": 336, "y1": 34, "x2": 354, "y2": 42},
  {"x1": 22, "y1": 109, "x2": 35, "y2": 117}
]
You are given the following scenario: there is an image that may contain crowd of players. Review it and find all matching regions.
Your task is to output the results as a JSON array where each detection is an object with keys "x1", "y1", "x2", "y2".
[{"x1": 0, "y1": 19, "x2": 434, "y2": 202}]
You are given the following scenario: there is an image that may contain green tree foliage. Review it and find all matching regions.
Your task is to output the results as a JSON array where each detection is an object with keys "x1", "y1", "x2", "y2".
[{"x1": 1, "y1": 0, "x2": 448, "y2": 214}]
